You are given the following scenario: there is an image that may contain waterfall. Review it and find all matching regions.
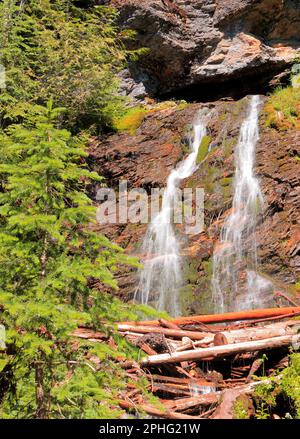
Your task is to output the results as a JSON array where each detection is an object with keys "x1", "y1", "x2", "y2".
[
  {"x1": 134, "y1": 111, "x2": 209, "y2": 316},
  {"x1": 212, "y1": 95, "x2": 266, "y2": 313}
]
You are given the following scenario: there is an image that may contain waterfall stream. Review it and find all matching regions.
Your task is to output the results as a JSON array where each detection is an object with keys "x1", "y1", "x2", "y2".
[
  {"x1": 134, "y1": 111, "x2": 209, "y2": 316},
  {"x1": 212, "y1": 95, "x2": 267, "y2": 313}
]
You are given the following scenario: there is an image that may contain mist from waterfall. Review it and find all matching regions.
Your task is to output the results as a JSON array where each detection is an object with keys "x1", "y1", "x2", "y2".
[
  {"x1": 134, "y1": 110, "x2": 210, "y2": 316},
  {"x1": 212, "y1": 95, "x2": 267, "y2": 313}
]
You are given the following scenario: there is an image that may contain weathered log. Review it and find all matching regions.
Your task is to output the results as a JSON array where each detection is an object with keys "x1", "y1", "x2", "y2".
[
  {"x1": 119, "y1": 360, "x2": 139, "y2": 369},
  {"x1": 138, "y1": 343, "x2": 157, "y2": 355},
  {"x1": 273, "y1": 291, "x2": 299, "y2": 307},
  {"x1": 162, "y1": 393, "x2": 220, "y2": 412},
  {"x1": 121, "y1": 307, "x2": 300, "y2": 327},
  {"x1": 194, "y1": 320, "x2": 300, "y2": 346},
  {"x1": 159, "y1": 318, "x2": 180, "y2": 330},
  {"x1": 152, "y1": 383, "x2": 192, "y2": 397},
  {"x1": 118, "y1": 324, "x2": 207, "y2": 340},
  {"x1": 244, "y1": 311, "x2": 300, "y2": 325},
  {"x1": 199, "y1": 407, "x2": 217, "y2": 418},
  {"x1": 141, "y1": 334, "x2": 300, "y2": 366},
  {"x1": 149, "y1": 374, "x2": 214, "y2": 388},
  {"x1": 211, "y1": 377, "x2": 281, "y2": 419},
  {"x1": 118, "y1": 400, "x2": 202, "y2": 419},
  {"x1": 245, "y1": 357, "x2": 264, "y2": 383},
  {"x1": 73, "y1": 327, "x2": 107, "y2": 339}
]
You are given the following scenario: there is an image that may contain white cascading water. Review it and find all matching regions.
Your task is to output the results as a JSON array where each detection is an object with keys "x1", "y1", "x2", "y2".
[
  {"x1": 212, "y1": 95, "x2": 266, "y2": 313},
  {"x1": 134, "y1": 111, "x2": 210, "y2": 316}
]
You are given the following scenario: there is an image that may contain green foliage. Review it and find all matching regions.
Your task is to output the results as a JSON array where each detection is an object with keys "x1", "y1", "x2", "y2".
[
  {"x1": 0, "y1": 0, "x2": 129, "y2": 131},
  {"x1": 291, "y1": 63, "x2": 300, "y2": 88},
  {"x1": 0, "y1": 102, "x2": 142, "y2": 418},
  {"x1": 233, "y1": 398, "x2": 249, "y2": 419},
  {"x1": 253, "y1": 376, "x2": 279, "y2": 419},
  {"x1": 0, "y1": 0, "x2": 157, "y2": 420},
  {"x1": 113, "y1": 106, "x2": 147, "y2": 134},
  {"x1": 292, "y1": 74, "x2": 300, "y2": 88},
  {"x1": 254, "y1": 353, "x2": 300, "y2": 419},
  {"x1": 219, "y1": 177, "x2": 232, "y2": 187},
  {"x1": 265, "y1": 85, "x2": 300, "y2": 130},
  {"x1": 281, "y1": 353, "x2": 300, "y2": 418},
  {"x1": 196, "y1": 135, "x2": 211, "y2": 164}
]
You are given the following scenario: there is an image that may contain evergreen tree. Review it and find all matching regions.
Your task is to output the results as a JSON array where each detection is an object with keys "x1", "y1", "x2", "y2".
[
  {"x1": 0, "y1": 0, "x2": 129, "y2": 131},
  {"x1": 0, "y1": 102, "x2": 139, "y2": 418}
]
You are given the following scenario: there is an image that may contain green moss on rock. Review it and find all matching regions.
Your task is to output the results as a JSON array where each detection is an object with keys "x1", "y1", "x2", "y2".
[
  {"x1": 196, "y1": 135, "x2": 212, "y2": 164},
  {"x1": 113, "y1": 106, "x2": 147, "y2": 134}
]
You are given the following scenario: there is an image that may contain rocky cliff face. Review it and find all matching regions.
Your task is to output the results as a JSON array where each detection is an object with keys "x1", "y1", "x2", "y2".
[
  {"x1": 113, "y1": 0, "x2": 299, "y2": 99},
  {"x1": 90, "y1": 96, "x2": 300, "y2": 314}
]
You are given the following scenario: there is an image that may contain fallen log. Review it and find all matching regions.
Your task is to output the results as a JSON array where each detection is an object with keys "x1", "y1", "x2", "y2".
[
  {"x1": 242, "y1": 310, "x2": 300, "y2": 325},
  {"x1": 246, "y1": 357, "x2": 264, "y2": 383},
  {"x1": 118, "y1": 400, "x2": 203, "y2": 419},
  {"x1": 120, "y1": 307, "x2": 300, "y2": 327},
  {"x1": 162, "y1": 393, "x2": 219, "y2": 412},
  {"x1": 149, "y1": 374, "x2": 214, "y2": 388},
  {"x1": 117, "y1": 324, "x2": 207, "y2": 340},
  {"x1": 151, "y1": 383, "x2": 192, "y2": 397},
  {"x1": 141, "y1": 334, "x2": 300, "y2": 366},
  {"x1": 273, "y1": 291, "x2": 299, "y2": 307},
  {"x1": 138, "y1": 343, "x2": 157, "y2": 356},
  {"x1": 211, "y1": 377, "x2": 281, "y2": 419},
  {"x1": 159, "y1": 318, "x2": 180, "y2": 330},
  {"x1": 73, "y1": 327, "x2": 107, "y2": 339},
  {"x1": 199, "y1": 407, "x2": 217, "y2": 418},
  {"x1": 194, "y1": 320, "x2": 300, "y2": 346}
]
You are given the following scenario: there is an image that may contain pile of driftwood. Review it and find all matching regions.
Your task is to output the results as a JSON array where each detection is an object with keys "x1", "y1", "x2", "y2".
[{"x1": 74, "y1": 306, "x2": 300, "y2": 419}]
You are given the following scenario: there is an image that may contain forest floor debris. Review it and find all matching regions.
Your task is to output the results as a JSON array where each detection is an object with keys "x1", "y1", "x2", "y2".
[{"x1": 74, "y1": 306, "x2": 300, "y2": 419}]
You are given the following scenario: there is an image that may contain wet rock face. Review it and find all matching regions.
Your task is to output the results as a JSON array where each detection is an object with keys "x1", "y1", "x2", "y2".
[
  {"x1": 91, "y1": 97, "x2": 299, "y2": 312},
  {"x1": 256, "y1": 128, "x2": 300, "y2": 286},
  {"x1": 113, "y1": 0, "x2": 299, "y2": 97},
  {"x1": 89, "y1": 104, "x2": 201, "y2": 190}
]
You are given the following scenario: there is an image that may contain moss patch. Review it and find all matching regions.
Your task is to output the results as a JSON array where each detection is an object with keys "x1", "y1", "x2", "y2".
[
  {"x1": 196, "y1": 135, "x2": 212, "y2": 164},
  {"x1": 219, "y1": 177, "x2": 232, "y2": 187},
  {"x1": 113, "y1": 106, "x2": 147, "y2": 134}
]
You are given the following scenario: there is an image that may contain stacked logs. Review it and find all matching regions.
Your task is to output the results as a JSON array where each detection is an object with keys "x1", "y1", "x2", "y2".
[{"x1": 74, "y1": 306, "x2": 300, "y2": 419}]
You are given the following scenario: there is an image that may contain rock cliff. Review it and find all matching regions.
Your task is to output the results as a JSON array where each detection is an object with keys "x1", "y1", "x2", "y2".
[
  {"x1": 90, "y1": 96, "x2": 300, "y2": 314},
  {"x1": 113, "y1": 0, "x2": 299, "y2": 99},
  {"x1": 88, "y1": 1, "x2": 300, "y2": 315}
]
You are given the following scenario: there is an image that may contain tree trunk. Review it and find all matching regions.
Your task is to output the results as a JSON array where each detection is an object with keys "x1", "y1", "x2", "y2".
[
  {"x1": 141, "y1": 334, "x2": 300, "y2": 366},
  {"x1": 35, "y1": 363, "x2": 46, "y2": 419}
]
